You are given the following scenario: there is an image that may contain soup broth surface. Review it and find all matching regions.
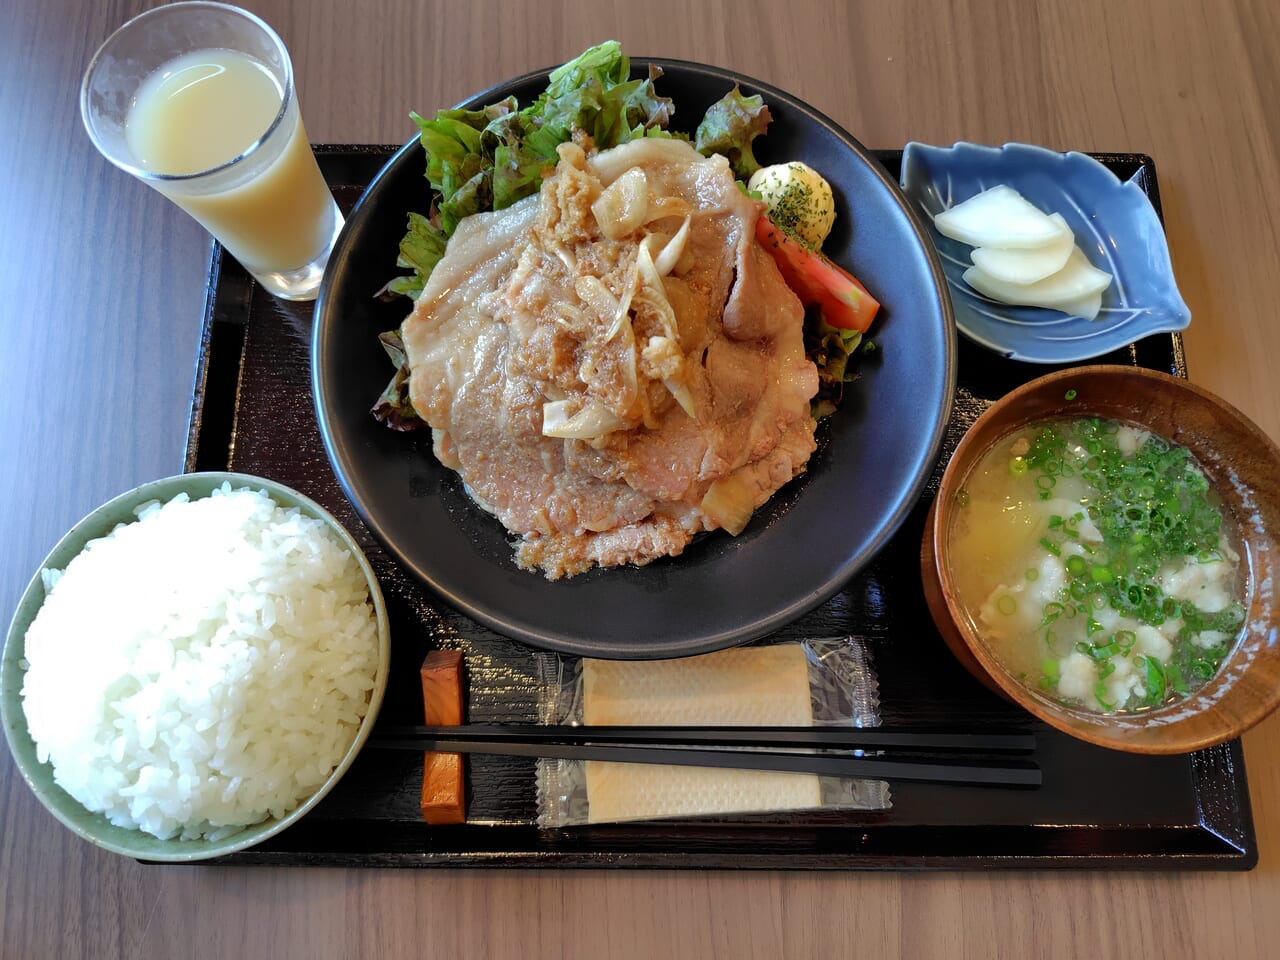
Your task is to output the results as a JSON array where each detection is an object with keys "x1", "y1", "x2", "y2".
[{"x1": 949, "y1": 417, "x2": 1247, "y2": 714}]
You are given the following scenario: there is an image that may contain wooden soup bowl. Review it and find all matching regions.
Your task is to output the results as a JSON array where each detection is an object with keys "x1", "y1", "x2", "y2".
[{"x1": 921, "y1": 365, "x2": 1280, "y2": 753}]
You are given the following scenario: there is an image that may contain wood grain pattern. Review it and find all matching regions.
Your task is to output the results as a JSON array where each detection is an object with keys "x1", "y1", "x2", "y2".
[{"x1": 2, "y1": 1, "x2": 1279, "y2": 958}]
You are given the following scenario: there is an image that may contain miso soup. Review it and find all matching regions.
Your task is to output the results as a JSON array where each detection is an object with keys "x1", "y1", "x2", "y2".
[{"x1": 948, "y1": 416, "x2": 1248, "y2": 714}]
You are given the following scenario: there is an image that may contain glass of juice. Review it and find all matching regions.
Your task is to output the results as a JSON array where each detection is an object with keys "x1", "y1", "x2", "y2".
[{"x1": 80, "y1": 2, "x2": 342, "y2": 301}]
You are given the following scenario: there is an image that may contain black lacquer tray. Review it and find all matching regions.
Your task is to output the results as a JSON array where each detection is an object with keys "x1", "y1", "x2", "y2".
[{"x1": 184, "y1": 146, "x2": 1255, "y2": 869}]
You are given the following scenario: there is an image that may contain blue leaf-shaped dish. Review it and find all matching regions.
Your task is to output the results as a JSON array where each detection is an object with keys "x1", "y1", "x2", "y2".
[{"x1": 900, "y1": 141, "x2": 1190, "y2": 363}]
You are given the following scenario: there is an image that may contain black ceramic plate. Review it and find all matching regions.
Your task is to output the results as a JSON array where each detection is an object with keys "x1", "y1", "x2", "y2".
[{"x1": 312, "y1": 60, "x2": 955, "y2": 658}]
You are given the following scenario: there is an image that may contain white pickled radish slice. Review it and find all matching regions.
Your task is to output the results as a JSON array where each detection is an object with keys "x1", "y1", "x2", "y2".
[
  {"x1": 969, "y1": 213, "x2": 1075, "y2": 284},
  {"x1": 1056, "y1": 288, "x2": 1104, "y2": 321},
  {"x1": 934, "y1": 185, "x2": 1069, "y2": 249},
  {"x1": 963, "y1": 247, "x2": 1112, "y2": 311}
]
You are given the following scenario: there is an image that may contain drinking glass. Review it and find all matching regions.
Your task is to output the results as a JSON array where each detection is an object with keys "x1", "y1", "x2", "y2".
[{"x1": 80, "y1": 2, "x2": 342, "y2": 301}]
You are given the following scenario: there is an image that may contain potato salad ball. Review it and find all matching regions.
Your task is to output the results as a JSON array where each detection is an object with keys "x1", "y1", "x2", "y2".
[{"x1": 748, "y1": 161, "x2": 836, "y2": 249}]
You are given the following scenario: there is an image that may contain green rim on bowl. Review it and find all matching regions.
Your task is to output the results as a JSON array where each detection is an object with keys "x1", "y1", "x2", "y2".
[{"x1": 1, "y1": 472, "x2": 390, "y2": 862}]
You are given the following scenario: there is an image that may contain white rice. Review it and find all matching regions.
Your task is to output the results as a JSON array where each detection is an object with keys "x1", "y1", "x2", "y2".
[{"x1": 20, "y1": 483, "x2": 379, "y2": 841}]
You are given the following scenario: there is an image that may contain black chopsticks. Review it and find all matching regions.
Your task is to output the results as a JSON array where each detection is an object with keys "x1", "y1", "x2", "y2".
[
  {"x1": 372, "y1": 724, "x2": 1036, "y2": 752},
  {"x1": 368, "y1": 724, "x2": 1041, "y2": 788}
]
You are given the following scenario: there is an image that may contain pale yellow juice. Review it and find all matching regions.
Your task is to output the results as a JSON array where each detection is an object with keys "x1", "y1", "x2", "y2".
[{"x1": 125, "y1": 48, "x2": 335, "y2": 273}]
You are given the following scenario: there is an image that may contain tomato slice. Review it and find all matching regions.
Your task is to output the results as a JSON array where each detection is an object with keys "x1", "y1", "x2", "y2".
[{"x1": 755, "y1": 216, "x2": 880, "y2": 333}]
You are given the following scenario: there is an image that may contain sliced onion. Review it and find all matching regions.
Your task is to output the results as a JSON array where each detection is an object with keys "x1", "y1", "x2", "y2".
[
  {"x1": 607, "y1": 281, "x2": 635, "y2": 342},
  {"x1": 575, "y1": 273, "x2": 636, "y2": 343},
  {"x1": 591, "y1": 167, "x2": 649, "y2": 240},
  {"x1": 575, "y1": 276, "x2": 621, "y2": 322},
  {"x1": 663, "y1": 376, "x2": 696, "y2": 418},
  {"x1": 617, "y1": 322, "x2": 641, "y2": 419},
  {"x1": 640, "y1": 335, "x2": 693, "y2": 418},
  {"x1": 542, "y1": 399, "x2": 627, "y2": 440},
  {"x1": 635, "y1": 241, "x2": 680, "y2": 341},
  {"x1": 652, "y1": 216, "x2": 691, "y2": 277},
  {"x1": 699, "y1": 475, "x2": 758, "y2": 536}
]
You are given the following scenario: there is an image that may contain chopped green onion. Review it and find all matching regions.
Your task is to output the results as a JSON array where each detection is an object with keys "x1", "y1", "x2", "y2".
[
  {"x1": 1142, "y1": 656, "x2": 1167, "y2": 703},
  {"x1": 1000, "y1": 417, "x2": 1240, "y2": 714},
  {"x1": 1095, "y1": 639, "x2": 1120, "y2": 658},
  {"x1": 1115, "y1": 630, "x2": 1136, "y2": 656},
  {"x1": 1094, "y1": 683, "x2": 1115, "y2": 710}
]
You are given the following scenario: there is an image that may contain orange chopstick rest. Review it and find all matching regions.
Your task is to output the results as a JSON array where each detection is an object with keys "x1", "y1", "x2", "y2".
[{"x1": 420, "y1": 649, "x2": 466, "y2": 824}]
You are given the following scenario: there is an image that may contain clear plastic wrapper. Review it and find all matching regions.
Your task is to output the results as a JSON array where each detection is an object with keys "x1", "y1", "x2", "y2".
[{"x1": 535, "y1": 636, "x2": 889, "y2": 827}]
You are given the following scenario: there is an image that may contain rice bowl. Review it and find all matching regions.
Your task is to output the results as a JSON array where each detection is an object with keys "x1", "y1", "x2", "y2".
[{"x1": 1, "y1": 473, "x2": 390, "y2": 861}]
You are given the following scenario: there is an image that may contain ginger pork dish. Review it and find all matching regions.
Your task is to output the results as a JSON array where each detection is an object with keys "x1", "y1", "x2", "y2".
[
  {"x1": 375, "y1": 43, "x2": 880, "y2": 578},
  {"x1": 402, "y1": 137, "x2": 817, "y2": 578}
]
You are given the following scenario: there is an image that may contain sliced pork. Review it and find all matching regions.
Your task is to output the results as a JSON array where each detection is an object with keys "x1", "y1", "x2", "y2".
[{"x1": 401, "y1": 136, "x2": 817, "y2": 578}]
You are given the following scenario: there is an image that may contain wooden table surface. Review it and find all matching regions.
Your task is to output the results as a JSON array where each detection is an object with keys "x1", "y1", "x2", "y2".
[{"x1": 3, "y1": 1, "x2": 1278, "y2": 956}]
